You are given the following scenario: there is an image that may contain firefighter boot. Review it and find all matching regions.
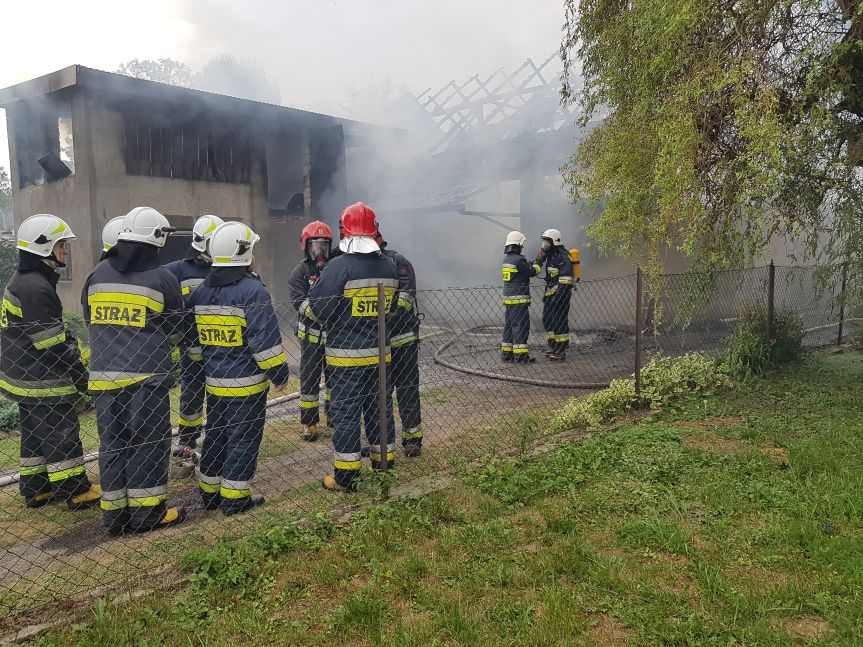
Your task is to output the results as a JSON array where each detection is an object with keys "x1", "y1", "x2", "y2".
[
  {"x1": 132, "y1": 506, "x2": 187, "y2": 533},
  {"x1": 547, "y1": 352, "x2": 567, "y2": 362},
  {"x1": 403, "y1": 441, "x2": 422, "y2": 458},
  {"x1": 322, "y1": 474, "x2": 356, "y2": 493},
  {"x1": 514, "y1": 354, "x2": 537, "y2": 365},
  {"x1": 25, "y1": 492, "x2": 55, "y2": 509},
  {"x1": 67, "y1": 485, "x2": 102, "y2": 511},
  {"x1": 222, "y1": 494, "x2": 265, "y2": 516},
  {"x1": 302, "y1": 424, "x2": 319, "y2": 442}
]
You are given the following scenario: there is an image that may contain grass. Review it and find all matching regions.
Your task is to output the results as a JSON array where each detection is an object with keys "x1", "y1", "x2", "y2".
[{"x1": 25, "y1": 351, "x2": 863, "y2": 645}]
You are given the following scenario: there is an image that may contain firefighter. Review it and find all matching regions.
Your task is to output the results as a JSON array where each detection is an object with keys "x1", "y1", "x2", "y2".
[
  {"x1": 306, "y1": 202, "x2": 399, "y2": 492},
  {"x1": 187, "y1": 221, "x2": 290, "y2": 515},
  {"x1": 376, "y1": 228, "x2": 422, "y2": 457},
  {"x1": 164, "y1": 214, "x2": 224, "y2": 457},
  {"x1": 83, "y1": 207, "x2": 186, "y2": 535},
  {"x1": 501, "y1": 230, "x2": 538, "y2": 364},
  {"x1": 288, "y1": 220, "x2": 333, "y2": 442},
  {"x1": 0, "y1": 214, "x2": 101, "y2": 510},
  {"x1": 535, "y1": 228, "x2": 574, "y2": 361},
  {"x1": 101, "y1": 216, "x2": 124, "y2": 255}
]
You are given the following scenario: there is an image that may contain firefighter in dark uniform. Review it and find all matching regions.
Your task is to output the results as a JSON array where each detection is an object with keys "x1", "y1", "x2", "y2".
[
  {"x1": 501, "y1": 230, "x2": 538, "y2": 364},
  {"x1": 83, "y1": 207, "x2": 187, "y2": 535},
  {"x1": 0, "y1": 214, "x2": 101, "y2": 509},
  {"x1": 164, "y1": 214, "x2": 224, "y2": 456},
  {"x1": 187, "y1": 221, "x2": 290, "y2": 515},
  {"x1": 288, "y1": 220, "x2": 333, "y2": 442},
  {"x1": 306, "y1": 202, "x2": 399, "y2": 492},
  {"x1": 376, "y1": 228, "x2": 423, "y2": 457},
  {"x1": 535, "y1": 228, "x2": 574, "y2": 361}
]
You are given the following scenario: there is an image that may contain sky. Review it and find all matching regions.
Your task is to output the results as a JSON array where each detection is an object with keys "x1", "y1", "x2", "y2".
[{"x1": 0, "y1": 0, "x2": 566, "y2": 172}]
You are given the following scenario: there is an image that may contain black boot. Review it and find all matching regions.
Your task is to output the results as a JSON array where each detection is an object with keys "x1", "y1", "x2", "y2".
[
  {"x1": 513, "y1": 354, "x2": 536, "y2": 364},
  {"x1": 403, "y1": 441, "x2": 422, "y2": 458},
  {"x1": 222, "y1": 494, "x2": 265, "y2": 516}
]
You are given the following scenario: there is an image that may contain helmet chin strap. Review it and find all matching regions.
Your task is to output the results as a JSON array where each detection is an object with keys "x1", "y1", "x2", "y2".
[{"x1": 199, "y1": 251, "x2": 212, "y2": 262}]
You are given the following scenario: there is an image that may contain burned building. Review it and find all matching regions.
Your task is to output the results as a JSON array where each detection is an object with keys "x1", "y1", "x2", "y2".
[{"x1": 0, "y1": 65, "x2": 392, "y2": 305}]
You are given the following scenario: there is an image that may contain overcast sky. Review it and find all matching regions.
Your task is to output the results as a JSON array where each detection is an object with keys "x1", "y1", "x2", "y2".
[{"x1": 0, "y1": 0, "x2": 565, "y2": 172}]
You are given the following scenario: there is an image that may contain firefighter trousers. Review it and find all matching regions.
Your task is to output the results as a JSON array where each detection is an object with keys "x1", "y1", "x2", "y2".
[
  {"x1": 177, "y1": 353, "x2": 206, "y2": 448},
  {"x1": 18, "y1": 400, "x2": 91, "y2": 501},
  {"x1": 391, "y1": 339, "x2": 422, "y2": 446},
  {"x1": 198, "y1": 390, "x2": 267, "y2": 513},
  {"x1": 543, "y1": 290, "x2": 571, "y2": 354},
  {"x1": 96, "y1": 385, "x2": 171, "y2": 533},
  {"x1": 329, "y1": 363, "x2": 395, "y2": 488},
  {"x1": 299, "y1": 339, "x2": 331, "y2": 426},
  {"x1": 502, "y1": 303, "x2": 530, "y2": 358}
]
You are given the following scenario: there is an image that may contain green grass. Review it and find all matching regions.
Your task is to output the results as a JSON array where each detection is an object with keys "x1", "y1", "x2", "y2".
[{"x1": 27, "y1": 352, "x2": 863, "y2": 645}]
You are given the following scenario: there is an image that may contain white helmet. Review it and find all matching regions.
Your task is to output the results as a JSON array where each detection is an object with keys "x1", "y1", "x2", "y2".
[
  {"x1": 17, "y1": 214, "x2": 76, "y2": 257},
  {"x1": 210, "y1": 221, "x2": 260, "y2": 267},
  {"x1": 118, "y1": 207, "x2": 174, "y2": 248},
  {"x1": 101, "y1": 216, "x2": 125, "y2": 252},
  {"x1": 505, "y1": 231, "x2": 527, "y2": 248},
  {"x1": 541, "y1": 228, "x2": 563, "y2": 246},
  {"x1": 191, "y1": 214, "x2": 225, "y2": 252}
]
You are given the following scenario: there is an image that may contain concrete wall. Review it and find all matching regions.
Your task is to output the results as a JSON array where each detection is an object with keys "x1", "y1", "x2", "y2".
[{"x1": 9, "y1": 89, "x2": 306, "y2": 310}]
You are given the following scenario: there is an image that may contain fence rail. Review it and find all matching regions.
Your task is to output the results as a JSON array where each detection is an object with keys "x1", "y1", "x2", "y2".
[{"x1": 0, "y1": 264, "x2": 853, "y2": 630}]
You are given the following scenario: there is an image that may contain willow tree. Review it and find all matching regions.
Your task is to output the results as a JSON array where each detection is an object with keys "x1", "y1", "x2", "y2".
[{"x1": 561, "y1": 0, "x2": 863, "y2": 279}]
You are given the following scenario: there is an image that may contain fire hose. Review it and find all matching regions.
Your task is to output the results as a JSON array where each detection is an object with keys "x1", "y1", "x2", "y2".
[
  {"x1": 433, "y1": 326, "x2": 610, "y2": 390},
  {"x1": 0, "y1": 390, "x2": 302, "y2": 489}
]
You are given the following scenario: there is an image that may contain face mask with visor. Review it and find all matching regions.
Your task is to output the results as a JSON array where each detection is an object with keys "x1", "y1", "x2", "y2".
[{"x1": 307, "y1": 239, "x2": 331, "y2": 260}]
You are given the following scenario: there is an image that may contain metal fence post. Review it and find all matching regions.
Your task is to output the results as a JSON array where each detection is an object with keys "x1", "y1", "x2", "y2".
[
  {"x1": 837, "y1": 262, "x2": 848, "y2": 346},
  {"x1": 376, "y1": 282, "x2": 389, "y2": 480},
  {"x1": 766, "y1": 261, "x2": 775, "y2": 342},
  {"x1": 635, "y1": 267, "x2": 642, "y2": 395}
]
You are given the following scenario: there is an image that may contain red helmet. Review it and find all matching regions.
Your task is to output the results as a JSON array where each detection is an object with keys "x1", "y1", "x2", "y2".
[
  {"x1": 339, "y1": 202, "x2": 378, "y2": 238},
  {"x1": 300, "y1": 220, "x2": 332, "y2": 251}
]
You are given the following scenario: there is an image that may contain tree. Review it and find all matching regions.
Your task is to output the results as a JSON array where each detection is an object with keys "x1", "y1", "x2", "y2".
[
  {"x1": 115, "y1": 58, "x2": 193, "y2": 86},
  {"x1": 192, "y1": 55, "x2": 280, "y2": 104},
  {"x1": 0, "y1": 164, "x2": 15, "y2": 288},
  {"x1": 561, "y1": 0, "x2": 863, "y2": 278}
]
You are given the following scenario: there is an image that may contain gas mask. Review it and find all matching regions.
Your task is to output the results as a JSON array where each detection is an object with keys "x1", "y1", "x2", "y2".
[
  {"x1": 541, "y1": 239, "x2": 553, "y2": 252},
  {"x1": 307, "y1": 239, "x2": 331, "y2": 269}
]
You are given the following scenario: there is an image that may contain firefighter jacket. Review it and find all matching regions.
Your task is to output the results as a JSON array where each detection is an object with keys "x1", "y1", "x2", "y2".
[
  {"x1": 502, "y1": 251, "x2": 538, "y2": 305},
  {"x1": 381, "y1": 246, "x2": 419, "y2": 348},
  {"x1": 539, "y1": 247, "x2": 574, "y2": 300},
  {"x1": 288, "y1": 258, "x2": 326, "y2": 345},
  {"x1": 306, "y1": 251, "x2": 400, "y2": 368},
  {"x1": 0, "y1": 253, "x2": 86, "y2": 402},
  {"x1": 164, "y1": 250, "x2": 212, "y2": 302},
  {"x1": 186, "y1": 267, "x2": 290, "y2": 397},
  {"x1": 82, "y1": 241, "x2": 185, "y2": 392}
]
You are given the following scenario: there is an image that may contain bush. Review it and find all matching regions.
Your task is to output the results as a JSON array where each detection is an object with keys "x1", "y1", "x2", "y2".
[
  {"x1": 63, "y1": 310, "x2": 88, "y2": 342},
  {"x1": 722, "y1": 305, "x2": 804, "y2": 377},
  {"x1": 552, "y1": 352, "x2": 731, "y2": 431},
  {"x1": 0, "y1": 398, "x2": 19, "y2": 432}
]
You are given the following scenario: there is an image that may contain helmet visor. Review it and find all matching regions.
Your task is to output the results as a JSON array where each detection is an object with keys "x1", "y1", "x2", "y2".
[
  {"x1": 308, "y1": 239, "x2": 330, "y2": 259},
  {"x1": 541, "y1": 239, "x2": 552, "y2": 252}
]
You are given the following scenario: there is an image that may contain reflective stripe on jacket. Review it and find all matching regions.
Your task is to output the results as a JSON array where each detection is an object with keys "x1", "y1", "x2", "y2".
[
  {"x1": 0, "y1": 260, "x2": 85, "y2": 402},
  {"x1": 187, "y1": 272, "x2": 289, "y2": 396},
  {"x1": 306, "y1": 252, "x2": 400, "y2": 367}
]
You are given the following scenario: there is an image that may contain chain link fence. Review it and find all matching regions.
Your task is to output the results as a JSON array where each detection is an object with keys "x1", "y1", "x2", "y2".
[{"x1": 0, "y1": 264, "x2": 853, "y2": 630}]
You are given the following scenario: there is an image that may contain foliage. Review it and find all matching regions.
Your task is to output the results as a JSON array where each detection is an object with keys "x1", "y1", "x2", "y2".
[
  {"x1": 31, "y1": 353, "x2": 863, "y2": 645},
  {"x1": 722, "y1": 305, "x2": 805, "y2": 377},
  {"x1": 115, "y1": 58, "x2": 192, "y2": 86},
  {"x1": 0, "y1": 398, "x2": 18, "y2": 432},
  {"x1": 552, "y1": 352, "x2": 731, "y2": 432},
  {"x1": 561, "y1": 1, "x2": 863, "y2": 282},
  {"x1": 193, "y1": 55, "x2": 280, "y2": 104},
  {"x1": 63, "y1": 310, "x2": 88, "y2": 343}
]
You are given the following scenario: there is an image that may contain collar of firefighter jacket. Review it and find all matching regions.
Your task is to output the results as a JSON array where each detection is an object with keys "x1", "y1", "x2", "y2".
[
  {"x1": 184, "y1": 245, "x2": 211, "y2": 264},
  {"x1": 108, "y1": 241, "x2": 160, "y2": 273},
  {"x1": 339, "y1": 236, "x2": 380, "y2": 255},
  {"x1": 18, "y1": 251, "x2": 60, "y2": 286},
  {"x1": 206, "y1": 266, "x2": 250, "y2": 287}
]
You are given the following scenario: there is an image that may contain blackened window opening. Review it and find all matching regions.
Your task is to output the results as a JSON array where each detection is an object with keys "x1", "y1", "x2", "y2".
[{"x1": 122, "y1": 106, "x2": 250, "y2": 183}]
